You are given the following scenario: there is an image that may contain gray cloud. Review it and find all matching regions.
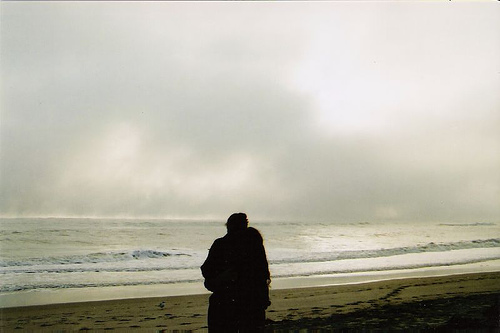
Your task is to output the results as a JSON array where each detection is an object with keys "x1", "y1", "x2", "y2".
[{"x1": 1, "y1": 2, "x2": 499, "y2": 222}]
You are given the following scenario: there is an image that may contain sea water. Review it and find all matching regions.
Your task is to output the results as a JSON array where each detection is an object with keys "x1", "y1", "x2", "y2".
[{"x1": 1, "y1": 218, "x2": 499, "y2": 307}]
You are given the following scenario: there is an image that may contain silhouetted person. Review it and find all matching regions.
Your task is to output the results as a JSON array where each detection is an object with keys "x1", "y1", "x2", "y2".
[{"x1": 201, "y1": 213, "x2": 271, "y2": 332}]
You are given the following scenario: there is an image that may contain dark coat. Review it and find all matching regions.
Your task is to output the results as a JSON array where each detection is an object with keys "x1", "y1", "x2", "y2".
[{"x1": 201, "y1": 227, "x2": 271, "y2": 330}]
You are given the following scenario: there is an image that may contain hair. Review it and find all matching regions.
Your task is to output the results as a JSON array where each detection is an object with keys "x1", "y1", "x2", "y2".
[
  {"x1": 226, "y1": 212, "x2": 248, "y2": 233},
  {"x1": 246, "y1": 226, "x2": 263, "y2": 243}
]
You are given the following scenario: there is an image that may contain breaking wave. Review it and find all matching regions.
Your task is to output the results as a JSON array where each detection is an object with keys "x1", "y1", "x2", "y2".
[{"x1": 0, "y1": 249, "x2": 190, "y2": 268}]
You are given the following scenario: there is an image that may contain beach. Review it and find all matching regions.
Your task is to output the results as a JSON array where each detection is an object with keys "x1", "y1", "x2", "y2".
[{"x1": 1, "y1": 271, "x2": 499, "y2": 331}]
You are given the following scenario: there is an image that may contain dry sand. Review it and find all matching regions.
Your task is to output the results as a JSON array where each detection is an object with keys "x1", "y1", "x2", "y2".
[{"x1": 1, "y1": 271, "x2": 499, "y2": 332}]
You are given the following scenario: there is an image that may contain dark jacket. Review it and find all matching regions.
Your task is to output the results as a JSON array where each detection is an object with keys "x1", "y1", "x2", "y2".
[{"x1": 201, "y1": 227, "x2": 271, "y2": 327}]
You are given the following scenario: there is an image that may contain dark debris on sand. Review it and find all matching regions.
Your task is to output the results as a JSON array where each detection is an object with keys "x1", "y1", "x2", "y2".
[{"x1": 265, "y1": 293, "x2": 500, "y2": 332}]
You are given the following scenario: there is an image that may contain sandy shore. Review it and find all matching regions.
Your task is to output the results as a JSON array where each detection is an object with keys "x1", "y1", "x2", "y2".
[{"x1": 1, "y1": 271, "x2": 499, "y2": 331}]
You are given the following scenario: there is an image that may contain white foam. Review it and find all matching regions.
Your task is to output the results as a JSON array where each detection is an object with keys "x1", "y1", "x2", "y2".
[{"x1": 1, "y1": 260, "x2": 499, "y2": 308}]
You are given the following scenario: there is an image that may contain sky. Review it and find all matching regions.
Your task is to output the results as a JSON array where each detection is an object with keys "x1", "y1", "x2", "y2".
[{"x1": 1, "y1": 1, "x2": 499, "y2": 223}]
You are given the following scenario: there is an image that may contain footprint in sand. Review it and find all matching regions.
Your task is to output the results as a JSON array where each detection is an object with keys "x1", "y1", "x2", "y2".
[{"x1": 165, "y1": 315, "x2": 178, "y2": 319}]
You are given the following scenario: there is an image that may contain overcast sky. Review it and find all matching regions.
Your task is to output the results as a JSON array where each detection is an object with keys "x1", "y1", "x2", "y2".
[{"x1": 1, "y1": 1, "x2": 499, "y2": 222}]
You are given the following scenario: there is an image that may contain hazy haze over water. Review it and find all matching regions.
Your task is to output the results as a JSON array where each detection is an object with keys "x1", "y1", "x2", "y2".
[{"x1": 1, "y1": 2, "x2": 499, "y2": 222}]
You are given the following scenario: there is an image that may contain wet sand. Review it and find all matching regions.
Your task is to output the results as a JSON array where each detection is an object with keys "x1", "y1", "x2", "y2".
[{"x1": 1, "y1": 271, "x2": 499, "y2": 331}]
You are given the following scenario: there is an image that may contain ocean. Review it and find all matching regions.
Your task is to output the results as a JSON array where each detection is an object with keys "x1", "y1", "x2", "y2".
[{"x1": 1, "y1": 217, "x2": 499, "y2": 307}]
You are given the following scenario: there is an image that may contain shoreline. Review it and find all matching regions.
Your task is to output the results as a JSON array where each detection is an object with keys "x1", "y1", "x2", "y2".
[
  {"x1": 1, "y1": 260, "x2": 499, "y2": 309},
  {"x1": 1, "y1": 271, "x2": 499, "y2": 331}
]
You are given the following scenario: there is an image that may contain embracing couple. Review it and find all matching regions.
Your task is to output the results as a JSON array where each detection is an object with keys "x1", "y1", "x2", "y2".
[{"x1": 201, "y1": 213, "x2": 271, "y2": 332}]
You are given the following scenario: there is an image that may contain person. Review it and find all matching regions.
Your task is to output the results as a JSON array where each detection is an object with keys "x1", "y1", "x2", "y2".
[{"x1": 201, "y1": 213, "x2": 271, "y2": 332}]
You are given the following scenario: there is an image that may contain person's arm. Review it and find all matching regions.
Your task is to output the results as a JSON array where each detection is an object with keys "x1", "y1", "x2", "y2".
[
  {"x1": 201, "y1": 239, "x2": 237, "y2": 292},
  {"x1": 201, "y1": 240, "x2": 221, "y2": 291},
  {"x1": 207, "y1": 268, "x2": 238, "y2": 292}
]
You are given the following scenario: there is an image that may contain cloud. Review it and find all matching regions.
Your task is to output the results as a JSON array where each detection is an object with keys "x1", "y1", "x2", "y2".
[{"x1": 1, "y1": 2, "x2": 499, "y2": 222}]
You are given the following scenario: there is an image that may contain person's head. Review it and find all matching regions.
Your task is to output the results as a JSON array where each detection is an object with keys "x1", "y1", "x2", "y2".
[
  {"x1": 226, "y1": 212, "x2": 248, "y2": 233},
  {"x1": 246, "y1": 226, "x2": 264, "y2": 243}
]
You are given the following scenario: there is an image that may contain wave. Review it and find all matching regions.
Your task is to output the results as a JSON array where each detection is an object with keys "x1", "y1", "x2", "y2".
[
  {"x1": 2, "y1": 256, "x2": 500, "y2": 293},
  {"x1": 270, "y1": 238, "x2": 500, "y2": 264},
  {"x1": 2, "y1": 239, "x2": 499, "y2": 269},
  {"x1": 0, "y1": 249, "x2": 191, "y2": 268},
  {"x1": 273, "y1": 256, "x2": 500, "y2": 279},
  {"x1": 1, "y1": 239, "x2": 499, "y2": 275},
  {"x1": 1, "y1": 279, "x2": 204, "y2": 293},
  {"x1": 439, "y1": 223, "x2": 497, "y2": 227},
  {"x1": 1, "y1": 239, "x2": 499, "y2": 293}
]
